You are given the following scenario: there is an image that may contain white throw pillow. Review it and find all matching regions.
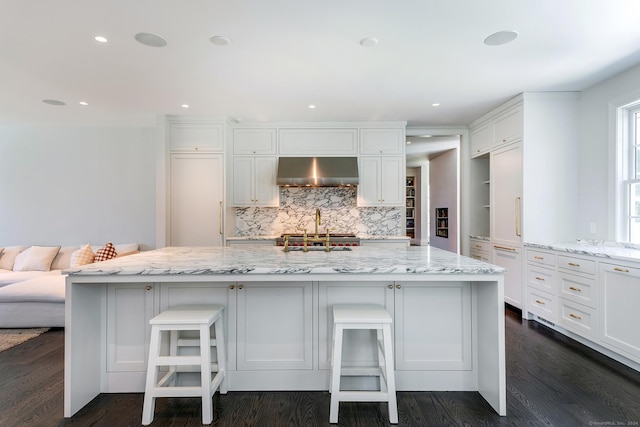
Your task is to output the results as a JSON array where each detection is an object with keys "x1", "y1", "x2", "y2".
[
  {"x1": 13, "y1": 246, "x2": 61, "y2": 272},
  {"x1": 70, "y1": 244, "x2": 95, "y2": 267},
  {"x1": 51, "y1": 246, "x2": 80, "y2": 270},
  {"x1": 0, "y1": 246, "x2": 28, "y2": 270}
]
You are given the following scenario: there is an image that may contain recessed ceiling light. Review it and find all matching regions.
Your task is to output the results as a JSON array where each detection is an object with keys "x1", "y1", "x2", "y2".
[
  {"x1": 94, "y1": 36, "x2": 108, "y2": 43},
  {"x1": 406, "y1": 141, "x2": 412, "y2": 145},
  {"x1": 42, "y1": 99, "x2": 66, "y2": 106},
  {"x1": 230, "y1": 117, "x2": 243, "y2": 123},
  {"x1": 483, "y1": 30, "x2": 518, "y2": 46},
  {"x1": 134, "y1": 32, "x2": 168, "y2": 48},
  {"x1": 210, "y1": 36, "x2": 231, "y2": 46},
  {"x1": 359, "y1": 37, "x2": 378, "y2": 47},
  {"x1": 181, "y1": 104, "x2": 190, "y2": 108},
  {"x1": 308, "y1": 105, "x2": 316, "y2": 109},
  {"x1": 432, "y1": 103, "x2": 440, "y2": 107},
  {"x1": 79, "y1": 101, "x2": 88, "y2": 106}
]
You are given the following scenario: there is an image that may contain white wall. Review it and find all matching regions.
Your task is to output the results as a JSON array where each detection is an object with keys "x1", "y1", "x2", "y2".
[
  {"x1": 577, "y1": 62, "x2": 640, "y2": 240},
  {"x1": 429, "y1": 149, "x2": 458, "y2": 253},
  {"x1": 0, "y1": 126, "x2": 156, "y2": 248}
]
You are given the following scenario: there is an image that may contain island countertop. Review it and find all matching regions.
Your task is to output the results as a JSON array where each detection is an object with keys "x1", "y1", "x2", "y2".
[{"x1": 64, "y1": 245, "x2": 505, "y2": 276}]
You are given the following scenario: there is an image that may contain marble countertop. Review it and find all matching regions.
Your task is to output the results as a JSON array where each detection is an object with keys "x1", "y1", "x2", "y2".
[
  {"x1": 525, "y1": 242, "x2": 640, "y2": 263},
  {"x1": 65, "y1": 246, "x2": 504, "y2": 276},
  {"x1": 226, "y1": 235, "x2": 410, "y2": 241}
]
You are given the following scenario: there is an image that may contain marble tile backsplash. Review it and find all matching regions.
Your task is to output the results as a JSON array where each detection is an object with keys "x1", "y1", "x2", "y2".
[{"x1": 235, "y1": 187, "x2": 402, "y2": 236}]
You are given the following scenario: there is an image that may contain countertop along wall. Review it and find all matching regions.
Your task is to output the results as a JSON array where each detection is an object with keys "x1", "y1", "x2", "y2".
[{"x1": 0, "y1": 126, "x2": 157, "y2": 248}]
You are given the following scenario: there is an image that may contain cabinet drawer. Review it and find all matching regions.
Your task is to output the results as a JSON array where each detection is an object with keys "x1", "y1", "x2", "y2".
[
  {"x1": 558, "y1": 299, "x2": 597, "y2": 339},
  {"x1": 559, "y1": 272, "x2": 597, "y2": 309},
  {"x1": 557, "y1": 254, "x2": 596, "y2": 276},
  {"x1": 470, "y1": 240, "x2": 490, "y2": 253},
  {"x1": 470, "y1": 250, "x2": 490, "y2": 262},
  {"x1": 526, "y1": 264, "x2": 556, "y2": 293},
  {"x1": 527, "y1": 288, "x2": 556, "y2": 323},
  {"x1": 526, "y1": 249, "x2": 555, "y2": 267}
]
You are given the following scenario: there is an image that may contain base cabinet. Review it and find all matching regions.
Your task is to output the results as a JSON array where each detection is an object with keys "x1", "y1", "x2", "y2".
[{"x1": 493, "y1": 245, "x2": 522, "y2": 308}]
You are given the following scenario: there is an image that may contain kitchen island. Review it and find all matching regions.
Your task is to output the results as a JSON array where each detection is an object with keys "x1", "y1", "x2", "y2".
[{"x1": 64, "y1": 246, "x2": 506, "y2": 418}]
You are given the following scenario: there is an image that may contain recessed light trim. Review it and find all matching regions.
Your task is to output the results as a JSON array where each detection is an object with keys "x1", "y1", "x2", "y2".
[
  {"x1": 210, "y1": 36, "x2": 231, "y2": 46},
  {"x1": 79, "y1": 101, "x2": 88, "y2": 106},
  {"x1": 432, "y1": 103, "x2": 440, "y2": 107},
  {"x1": 359, "y1": 37, "x2": 378, "y2": 47},
  {"x1": 94, "y1": 36, "x2": 108, "y2": 43},
  {"x1": 135, "y1": 32, "x2": 168, "y2": 48},
  {"x1": 181, "y1": 104, "x2": 190, "y2": 109},
  {"x1": 483, "y1": 30, "x2": 518, "y2": 46},
  {"x1": 308, "y1": 105, "x2": 316, "y2": 109},
  {"x1": 42, "y1": 99, "x2": 66, "y2": 106}
]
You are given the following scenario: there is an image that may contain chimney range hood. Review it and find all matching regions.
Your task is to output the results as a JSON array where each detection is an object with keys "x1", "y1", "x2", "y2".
[{"x1": 276, "y1": 157, "x2": 359, "y2": 187}]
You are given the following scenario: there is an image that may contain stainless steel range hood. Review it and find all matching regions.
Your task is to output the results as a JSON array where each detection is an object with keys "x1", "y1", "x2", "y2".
[{"x1": 276, "y1": 157, "x2": 359, "y2": 187}]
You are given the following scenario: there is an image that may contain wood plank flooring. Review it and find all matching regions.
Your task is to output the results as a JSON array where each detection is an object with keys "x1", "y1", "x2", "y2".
[{"x1": 1, "y1": 307, "x2": 639, "y2": 426}]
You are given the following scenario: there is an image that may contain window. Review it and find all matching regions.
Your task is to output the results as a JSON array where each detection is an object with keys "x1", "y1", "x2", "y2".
[{"x1": 619, "y1": 102, "x2": 640, "y2": 243}]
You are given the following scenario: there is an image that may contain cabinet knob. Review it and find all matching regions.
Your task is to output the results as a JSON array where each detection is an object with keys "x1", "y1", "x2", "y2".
[
  {"x1": 388, "y1": 284, "x2": 393, "y2": 289},
  {"x1": 195, "y1": 146, "x2": 199, "y2": 151},
  {"x1": 396, "y1": 284, "x2": 401, "y2": 289},
  {"x1": 146, "y1": 285, "x2": 152, "y2": 291},
  {"x1": 238, "y1": 284, "x2": 244, "y2": 290},
  {"x1": 229, "y1": 285, "x2": 235, "y2": 290}
]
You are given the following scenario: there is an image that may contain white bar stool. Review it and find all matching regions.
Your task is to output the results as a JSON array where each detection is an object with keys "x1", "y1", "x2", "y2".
[
  {"x1": 142, "y1": 304, "x2": 227, "y2": 426},
  {"x1": 329, "y1": 304, "x2": 398, "y2": 424}
]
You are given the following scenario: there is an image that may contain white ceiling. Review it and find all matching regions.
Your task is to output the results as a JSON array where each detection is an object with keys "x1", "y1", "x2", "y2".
[{"x1": 2, "y1": 0, "x2": 640, "y2": 127}]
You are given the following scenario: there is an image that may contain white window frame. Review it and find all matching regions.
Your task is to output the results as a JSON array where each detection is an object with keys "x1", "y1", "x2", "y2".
[{"x1": 615, "y1": 97, "x2": 640, "y2": 243}]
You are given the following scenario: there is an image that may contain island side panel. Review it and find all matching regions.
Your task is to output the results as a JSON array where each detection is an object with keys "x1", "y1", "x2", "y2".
[{"x1": 64, "y1": 280, "x2": 105, "y2": 418}]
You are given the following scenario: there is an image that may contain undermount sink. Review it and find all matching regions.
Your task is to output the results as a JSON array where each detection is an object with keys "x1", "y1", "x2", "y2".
[{"x1": 283, "y1": 246, "x2": 353, "y2": 252}]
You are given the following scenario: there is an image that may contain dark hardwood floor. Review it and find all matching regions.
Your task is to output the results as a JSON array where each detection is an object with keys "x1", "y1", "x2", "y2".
[{"x1": 1, "y1": 307, "x2": 639, "y2": 426}]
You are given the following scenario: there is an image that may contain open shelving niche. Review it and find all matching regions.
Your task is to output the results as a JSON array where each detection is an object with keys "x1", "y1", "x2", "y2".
[{"x1": 405, "y1": 176, "x2": 416, "y2": 239}]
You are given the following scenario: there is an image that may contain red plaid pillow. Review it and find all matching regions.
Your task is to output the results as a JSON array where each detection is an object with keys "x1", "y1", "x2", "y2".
[{"x1": 94, "y1": 242, "x2": 118, "y2": 262}]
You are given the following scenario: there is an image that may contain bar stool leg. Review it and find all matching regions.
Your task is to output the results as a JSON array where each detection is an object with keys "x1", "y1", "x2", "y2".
[
  {"x1": 382, "y1": 323, "x2": 398, "y2": 424},
  {"x1": 142, "y1": 325, "x2": 161, "y2": 426},
  {"x1": 214, "y1": 315, "x2": 228, "y2": 394},
  {"x1": 329, "y1": 323, "x2": 344, "y2": 424},
  {"x1": 200, "y1": 323, "x2": 213, "y2": 425}
]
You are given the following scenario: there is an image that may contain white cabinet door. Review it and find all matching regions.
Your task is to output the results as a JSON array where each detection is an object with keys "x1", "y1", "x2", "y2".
[
  {"x1": 159, "y1": 282, "x2": 237, "y2": 370},
  {"x1": 493, "y1": 244, "x2": 523, "y2": 308},
  {"x1": 233, "y1": 128, "x2": 277, "y2": 155},
  {"x1": 359, "y1": 128, "x2": 405, "y2": 155},
  {"x1": 470, "y1": 121, "x2": 492, "y2": 158},
  {"x1": 600, "y1": 263, "x2": 640, "y2": 361},
  {"x1": 236, "y1": 282, "x2": 313, "y2": 370},
  {"x1": 318, "y1": 281, "x2": 394, "y2": 370},
  {"x1": 170, "y1": 122, "x2": 224, "y2": 152},
  {"x1": 232, "y1": 157, "x2": 278, "y2": 206},
  {"x1": 106, "y1": 283, "x2": 156, "y2": 373},
  {"x1": 491, "y1": 142, "x2": 522, "y2": 245},
  {"x1": 170, "y1": 153, "x2": 224, "y2": 246},
  {"x1": 493, "y1": 105, "x2": 523, "y2": 148},
  {"x1": 357, "y1": 156, "x2": 404, "y2": 206},
  {"x1": 394, "y1": 281, "x2": 472, "y2": 372},
  {"x1": 278, "y1": 129, "x2": 358, "y2": 155}
]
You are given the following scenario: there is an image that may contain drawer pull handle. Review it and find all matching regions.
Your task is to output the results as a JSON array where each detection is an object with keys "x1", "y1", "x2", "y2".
[
  {"x1": 494, "y1": 245, "x2": 516, "y2": 251},
  {"x1": 569, "y1": 286, "x2": 581, "y2": 292},
  {"x1": 475, "y1": 244, "x2": 482, "y2": 248},
  {"x1": 569, "y1": 313, "x2": 582, "y2": 320},
  {"x1": 535, "y1": 300, "x2": 545, "y2": 305},
  {"x1": 534, "y1": 256, "x2": 544, "y2": 260},
  {"x1": 535, "y1": 276, "x2": 545, "y2": 281},
  {"x1": 568, "y1": 262, "x2": 580, "y2": 267},
  {"x1": 614, "y1": 267, "x2": 630, "y2": 273}
]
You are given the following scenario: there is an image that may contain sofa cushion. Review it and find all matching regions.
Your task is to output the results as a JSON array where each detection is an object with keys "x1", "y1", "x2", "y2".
[
  {"x1": 0, "y1": 274, "x2": 65, "y2": 303},
  {"x1": 0, "y1": 270, "x2": 60, "y2": 287},
  {"x1": 0, "y1": 246, "x2": 28, "y2": 270},
  {"x1": 50, "y1": 246, "x2": 80, "y2": 270},
  {"x1": 94, "y1": 242, "x2": 117, "y2": 262},
  {"x1": 70, "y1": 244, "x2": 95, "y2": 267},
  {"x1": 13, "y1": 246, "x2": 61, "y2": 272}
]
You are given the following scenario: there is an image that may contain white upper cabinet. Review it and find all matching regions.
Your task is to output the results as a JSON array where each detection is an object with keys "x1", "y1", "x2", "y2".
[
  {"x1": 492, "y1": 104, "x2": 523, "y2": 148},
  {"x1": 278, "y1": 128, "x2": 358, "y2": 155},
  {"x1": 233, "y1": 128, "x2": 277, "y2": 155},
  {"x1": 170, "y1": 122, "x2": 224, "y2": 152},
  {"x1": 358, "y1": 156, "x2": 404, "y2": 206},
  {"x1": 359, "y1": 128, "x2": 405, "y2": 155},
  {"x1": 232, "y1": 156, "x2": 278, "y2": 207},
  {"x1": 470, "y1": 120, "x2": 492, "y2": 158}
]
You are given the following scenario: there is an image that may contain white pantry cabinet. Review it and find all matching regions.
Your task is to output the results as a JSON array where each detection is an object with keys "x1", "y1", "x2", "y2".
[
  {"x1": 170, "y1": 153, "x2": 224, "y2": 246},
  {"x1": 232, "y1": 156, "x2": 278, "y2": 206},
  {"x1": 236, "y1": 281, "x2": 313, "y2": 370},
  {"x1": 470, "y1": 120, "x2": 492, "y2": 158},
  {"x1": 491, "y1": 142, "x2": 523, "y2": 247},
  {"x1": 170, "y1": 122, "x2": 224, "y2": 152},
  {"x1": 492, "y1": 104, "x2": 523, "y2": 148},
  {"x1": 357, "y1": 156, "x2": 404, "y2": 206},
  {"x1": 359, "y1": 128, "x2": 405, "y2": 154},
  {"x1": 493, "y1": 245, "x2": 523, "y2": 308}
]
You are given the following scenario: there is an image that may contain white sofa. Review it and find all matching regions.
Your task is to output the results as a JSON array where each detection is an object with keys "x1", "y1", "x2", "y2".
[{"x1": 0, "y1": 243, "x2": 139, "y2": 328}]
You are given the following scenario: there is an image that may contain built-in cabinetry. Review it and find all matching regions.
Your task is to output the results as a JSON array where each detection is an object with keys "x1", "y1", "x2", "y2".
[
  {"x1": 469, "y1": 238, "x2": 490, "y2": 262},
  {"x1": 525, "y1": 247, "x2": 640, "y2": 370},
  {"x1": 358, "y1": 156, "x2": 404, "y2": 206},
  {"x1": 231, "y1": 129, "x2": 279, "y2": 207},
  {"x1": 405, "y1": 176, "x2": 415, "y2": 239},
  {"x1": 468, "y1": 93, "x2": 579, "y2": 309},
  {"x1": 435, "y1": 208, "x2": 449, "y2": 238},
  {"x1": 168, "y1": 118, "x2": 225, "y2": 246}
]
